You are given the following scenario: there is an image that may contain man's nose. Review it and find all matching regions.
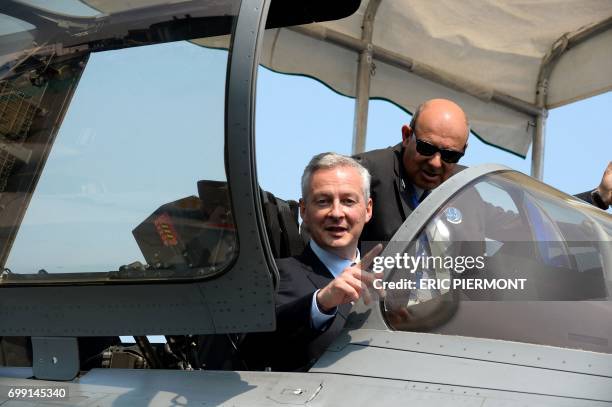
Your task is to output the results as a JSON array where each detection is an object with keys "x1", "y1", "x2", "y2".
[
  {"x1": 328, "y1": 200, "x2": 344, "y2": 218},
  {"x1": 427, "y1": 152, "x2": 443, "y2": 169}
]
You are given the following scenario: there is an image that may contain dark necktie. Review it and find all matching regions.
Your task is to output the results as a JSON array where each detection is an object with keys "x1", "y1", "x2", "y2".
[
  {"x1": 418, "y1": 189, "x2": 431, "y2": 204},
  {"x1": 403, "y1": 180, "x2": 429, "y2": 209}
]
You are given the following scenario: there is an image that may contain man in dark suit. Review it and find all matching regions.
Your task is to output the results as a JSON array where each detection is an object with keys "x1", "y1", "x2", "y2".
[
  {"x1": 355, "y1": 99, "x2": 612, "y2": 243},
  {"x1": 241, "y1": 152, "x2": 381, "y2": 371}
]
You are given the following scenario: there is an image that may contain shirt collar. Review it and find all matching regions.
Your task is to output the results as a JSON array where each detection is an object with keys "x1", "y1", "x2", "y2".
[
  {"x1": 413, "y1": 185, "x2": 424, "y2": 200},
  {"x1": 397, "y1": 144, "x2": 426, "y2": 200},
  {"x1": 309, "y1": 240, "x2": 359, "y2": 278}
]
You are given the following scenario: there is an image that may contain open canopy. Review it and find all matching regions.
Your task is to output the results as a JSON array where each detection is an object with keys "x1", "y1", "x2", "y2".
[{"x1": 256, "y1": 0, "x2": 612, "y2": 163}]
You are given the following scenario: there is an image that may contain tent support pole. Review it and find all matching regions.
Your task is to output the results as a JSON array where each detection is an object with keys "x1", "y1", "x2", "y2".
[
  {"x1": 531, "y1": 90, "x2": 546, "y2": 180},
  {"x1": 352, "y1": 0, "x2": 381, "y2": 154},
  {"x1": 532, "y1": 15, "x2": 612, "y2": 179}
]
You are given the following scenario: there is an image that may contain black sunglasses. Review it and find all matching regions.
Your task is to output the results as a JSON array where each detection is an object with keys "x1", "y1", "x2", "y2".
[{"x1": 414, "y1": 137, "x2": 465, "y2": 164}]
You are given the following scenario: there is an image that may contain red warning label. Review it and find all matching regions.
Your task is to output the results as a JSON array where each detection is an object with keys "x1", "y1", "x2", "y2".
[{"x1": 154, "y1": 213, "x2": 179, "y2": 246}]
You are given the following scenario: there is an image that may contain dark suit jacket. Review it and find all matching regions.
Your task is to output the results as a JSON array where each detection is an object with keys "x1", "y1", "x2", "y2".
[
  {"x1": 240, "y1": 244, "x2": 350, "y2": 371},
  {"x1": 354, "y1": 143, "x2": 409, "y2": 243},
  {"x1": 574, "y1": 190, "x2": 601, "y2": 208}
]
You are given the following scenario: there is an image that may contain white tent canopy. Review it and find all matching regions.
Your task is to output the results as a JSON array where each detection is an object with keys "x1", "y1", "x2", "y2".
[
  {"x1": 14, "y1": 0, "x2": 610, "y2": 177},
  {"x1": 256, "y1": 0, "x2": 612, "y2": 178}
]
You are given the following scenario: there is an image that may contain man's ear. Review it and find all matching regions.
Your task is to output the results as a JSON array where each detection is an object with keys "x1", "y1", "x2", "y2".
[
  {"x1": 401, "y1": 125, "x2": 411, "y2": 146},
  {"x1": 365, "y1": 197, "x2": 373, "y2": 223},
  {"x1": 299, "y1": 198, "x2": 306, "y2": 222}
]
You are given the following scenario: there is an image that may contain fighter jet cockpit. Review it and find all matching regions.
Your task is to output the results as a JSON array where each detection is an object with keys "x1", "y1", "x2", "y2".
[
  {"x1": 0, "y1": 0, "x2": 358, "y2": 376},
  {"x1": 0, "y1": 0, "x2": 611, "y2": 405}
]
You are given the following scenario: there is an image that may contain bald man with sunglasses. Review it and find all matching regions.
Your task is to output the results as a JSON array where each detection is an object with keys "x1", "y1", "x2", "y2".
[
  {"x1": 355, "y1": 98, "x2": 611, "y2": 243},
  {"x1": 355, "y1": 99, "x2": 469, "y2": 242}
]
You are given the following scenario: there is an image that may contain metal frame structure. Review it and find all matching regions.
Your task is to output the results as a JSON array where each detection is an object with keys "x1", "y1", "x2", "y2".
[
  {"x1": 0, "y1": 0, "x2": 276, "y2": 340},
  {"x1": 531, "y1": 15, "x2": 612, "y2": 179}
]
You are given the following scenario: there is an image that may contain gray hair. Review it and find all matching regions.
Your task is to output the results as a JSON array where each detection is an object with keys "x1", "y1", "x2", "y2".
[
  {"x1": 409, "y1": 100, "x2": 471, "y2": 139},
  {"x1": 301, "y1": 152, "x2": 371, "y2": 202}
]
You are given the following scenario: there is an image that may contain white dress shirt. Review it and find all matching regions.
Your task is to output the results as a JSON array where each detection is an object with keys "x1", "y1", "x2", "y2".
[{"x1": 309, "y1": 239, "x2": 360, "y2": 330}]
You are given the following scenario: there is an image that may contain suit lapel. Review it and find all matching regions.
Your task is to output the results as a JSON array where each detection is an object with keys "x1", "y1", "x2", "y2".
[
  {"x1": 392, "y1": 144, "x2": 411, "y2": 219},
  {"x1": 300, "y1": 244, "x2": 355, "y2": 363},
  {"x1": 299, "y1": 245, "x2": 336, "y2": 290},
  {"x1": 301, "y1": 244, "x2": 352, "y2": 319}
]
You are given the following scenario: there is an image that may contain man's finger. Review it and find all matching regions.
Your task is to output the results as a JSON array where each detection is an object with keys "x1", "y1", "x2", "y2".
[
  {"x1": 601, "y1": 161, "x2": 612, "y2": 184},
  {"x1": 342, "y1": 272, "x2": 378, "y2": 305},
  {"x1": 356, "y1": 243, "x2": 383, "y2": 271},
  {"x1": 350, "y1": 267, "x2": 376, "y2": 285},
  {"x1": 334, "y1": 280, "x2": 360, "y2": 303},
  {"x1": 362, "y1": 281, "x2": 373, "y2": 305},
  {"x1": 350, "y1": 268, "x2": 385, "y2": 301},
  {"x1": 341, "y1": 275, "x2": 364, "y2": 297},
  {"x1": 372, "y1": 272, "x2": 386, "y2": 299}
]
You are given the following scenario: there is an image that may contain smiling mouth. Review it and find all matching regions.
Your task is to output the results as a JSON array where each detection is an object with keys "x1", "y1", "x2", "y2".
[
  {"x1": 325, "y1": 226, "x2": 348, "y2": 234},
  {"x1": 422, "y1": 169, "x2": 441, "y2": 179}
]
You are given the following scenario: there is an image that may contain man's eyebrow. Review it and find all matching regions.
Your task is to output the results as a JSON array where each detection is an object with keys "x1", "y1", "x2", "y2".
[{"x1": 340, "y1": 192, "x2": 362, "y2": 199}]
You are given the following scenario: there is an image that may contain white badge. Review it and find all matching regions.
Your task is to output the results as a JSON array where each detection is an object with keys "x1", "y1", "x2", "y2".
[{"x1": 444, "y1": 207, "x2": 462, "y2": 224}]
